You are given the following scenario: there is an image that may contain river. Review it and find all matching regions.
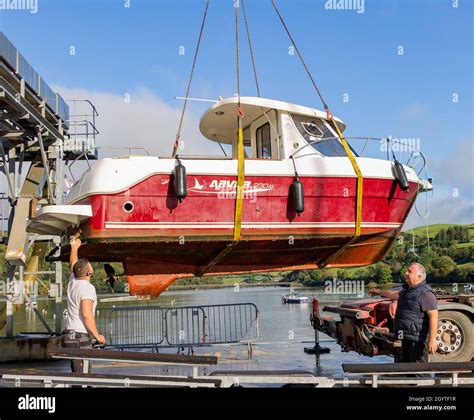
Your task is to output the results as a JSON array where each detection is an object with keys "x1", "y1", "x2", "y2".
[{"x1": 6, "y1": 285, "x2": 396, "y2": 377}]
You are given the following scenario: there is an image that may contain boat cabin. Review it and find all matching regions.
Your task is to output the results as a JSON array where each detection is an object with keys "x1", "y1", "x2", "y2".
[{"x1": 199, "y1": 96, "x2": 347, "y2": 160}]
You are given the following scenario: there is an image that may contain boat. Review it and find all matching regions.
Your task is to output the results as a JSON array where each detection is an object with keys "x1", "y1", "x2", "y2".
[
  {"x1": 464, "y1": 284, "x2": 474, "y2": 293},
  {"x1": 57, "y1": 96, "x2": 432, "y2": 297},
  {"x1": 282, "y1": 292, "x2": 310, "y2": 304}
]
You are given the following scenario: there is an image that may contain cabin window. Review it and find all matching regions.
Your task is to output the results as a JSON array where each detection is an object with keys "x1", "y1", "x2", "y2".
[
  {"x1": 243, "y1": 127, "x2": 252, "y2": 158},
  {"x1": 256, "y1": 122, "x2": 271, "y2": 158},
  {"x1": 291, "y1": 114, "x2": 350, "y2": 157}
]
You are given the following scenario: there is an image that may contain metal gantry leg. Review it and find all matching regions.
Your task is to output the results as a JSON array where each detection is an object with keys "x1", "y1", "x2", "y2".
[
  {"x1": 5, "y1": 149, "x2": 16, "y2": 337},
  {"x1": 53, "y1": 140, "x2": 64, "y2": 335},
  {"x1": 5, "y1": 264, "x2": 15, "y2": 337}
]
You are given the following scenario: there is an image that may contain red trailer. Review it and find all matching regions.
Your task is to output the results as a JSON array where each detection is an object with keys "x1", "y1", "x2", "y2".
[{"x1": 312, "y1": 294, "x2": 474, "y2": 362}]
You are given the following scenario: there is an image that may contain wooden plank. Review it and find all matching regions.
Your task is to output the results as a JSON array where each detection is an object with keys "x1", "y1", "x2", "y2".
[
  {"x1": 48, "y1": 348, "x2": 218, "y2": 365},
  {"x1": 0, "y1": 370, "x2": 221, "y2": 385},
  {"x1": 342, "y1": 362, "x2": 474, "y2": 374}
]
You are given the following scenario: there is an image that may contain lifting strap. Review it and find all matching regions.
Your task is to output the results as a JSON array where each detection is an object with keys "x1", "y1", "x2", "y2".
[
  {"x1": 319, "y1": 118, "x2": 364, "y2": 267},
  {"x1": 271, "y1": 0, "x2": 363, "y2": 266},
  {"x1": 197, "y1": 2, "x2": 245, "y2": 277}
]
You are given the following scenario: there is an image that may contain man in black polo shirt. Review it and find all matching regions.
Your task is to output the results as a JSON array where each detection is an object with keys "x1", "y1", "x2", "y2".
[{"x1": 369, "y1": 262, "x2": 438, "y2": 362}]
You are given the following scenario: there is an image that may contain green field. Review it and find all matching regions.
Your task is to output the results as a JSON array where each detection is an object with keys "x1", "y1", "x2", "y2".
[
  {"x1": 222, "y1": 276, "x2": 245, "y2": 285},
  {"x1": 403, "y1": 223, "x2": 474, "y2": 248},
  {"x1": 405, "y1": 224, "x2": 466, "y2": 238}
]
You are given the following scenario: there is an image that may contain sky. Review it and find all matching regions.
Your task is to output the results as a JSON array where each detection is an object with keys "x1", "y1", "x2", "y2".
[{"x1": 0, "y1": 0, "x2": 472, "y2": 227}]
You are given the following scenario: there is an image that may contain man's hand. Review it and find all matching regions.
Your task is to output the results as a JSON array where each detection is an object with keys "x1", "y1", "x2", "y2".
[
  {"x1": 96, "y1": 335, "x2": 106, "y2": 345},
  {"x1": 427, "y1": 309, "x2": 439, "y2": 354},
  {"x1": 428, "y1": 337, "x2": 438, "y2": 354},
  {"x1": 69, "y1": 229, "x2": 82, "y2": 271},
  {"x1": 70, "y1": 236, "x2": 82, "y2": 249},
  {"x1": 369, "y1": 288, "x2": 380, "y2": 296},
  {"x1": 70, "y1": 229, "x2": 82, "y2": 248}
]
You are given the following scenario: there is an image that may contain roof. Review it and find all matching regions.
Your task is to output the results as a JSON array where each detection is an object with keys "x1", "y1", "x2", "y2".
[{"x1": 199, "y1": 96, "x2": 346, "y2": 144}]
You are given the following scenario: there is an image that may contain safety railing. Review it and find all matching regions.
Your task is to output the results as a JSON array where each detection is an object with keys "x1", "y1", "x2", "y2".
[
  {"x1": 96, "y1": 303, "x2": 259, "y2": 350},
  {"x1": 291, "y1": 136, "x2": 428, "y2": 177},
  {"x1": 64, "y1": 99, "x2": 99, "y2": 158},
  {"x1": 0, "y1": 31, "x2": 69, "y2": 123}
]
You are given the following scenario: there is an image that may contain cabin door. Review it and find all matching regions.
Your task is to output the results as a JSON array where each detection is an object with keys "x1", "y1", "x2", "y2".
[{"x1": 250, "y1": 110, "x2": 279, "y2": 159}]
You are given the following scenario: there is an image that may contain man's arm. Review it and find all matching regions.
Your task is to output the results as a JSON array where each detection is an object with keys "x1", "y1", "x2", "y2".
[
  {"x1": 427, "y1": 309, "x2": 439, "y2": 354},
  {"x1": 69, "y1": 231, "x2": 82, "y2": 273},
  {"x1": 80, "y1": 299, "x2": 106, "y2": 344},
  {"x1": 368, "y1": 289, "x2": 400, "y2": 300}
]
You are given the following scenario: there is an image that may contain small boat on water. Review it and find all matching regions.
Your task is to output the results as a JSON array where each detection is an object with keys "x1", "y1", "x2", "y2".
[{"x1": 282, "y1": 292, "x2": 310, "y2": 304}]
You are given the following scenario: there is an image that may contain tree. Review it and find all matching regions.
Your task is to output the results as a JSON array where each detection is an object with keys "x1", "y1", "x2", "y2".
[
  {"x1": 430, "y1": 255, "x2": 456, "y2": 282},
  {"x1": 374, "y1": 263, "x2": 392, "y2": 284}
]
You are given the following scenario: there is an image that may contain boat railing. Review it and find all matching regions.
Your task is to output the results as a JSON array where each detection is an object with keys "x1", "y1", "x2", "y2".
[
  {"x1": 66, "y1": 146, "x2": 151, "y2": 182},
  {"x1": 291, "y1": 136, "x2": 428, "y2": 177},
  {"x1": 95, "y1": 146, "x2": 151, "y2": 156},
  {"x1": 159, "y1": 155, "x2": 233, "y2": 160}
]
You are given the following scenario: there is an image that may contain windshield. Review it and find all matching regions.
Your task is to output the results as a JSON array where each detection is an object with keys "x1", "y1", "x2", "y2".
[{"x1": 291, "y1": 114, "x2": 352, "y2": 157}]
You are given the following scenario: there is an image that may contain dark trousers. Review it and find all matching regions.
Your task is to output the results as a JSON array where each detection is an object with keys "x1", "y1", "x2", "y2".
[
  {"x1": 61, "y1": 330, "x2": 92, "y2": 374},
  {"x1": 397, "y1": 339, "x2": 429, "y2": 378},
  {"x1": 399, "y1": 339, "x2": 429, "y2": 363}
]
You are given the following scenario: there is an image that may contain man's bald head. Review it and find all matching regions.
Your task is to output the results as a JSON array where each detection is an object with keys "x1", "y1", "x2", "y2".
[
  {"x1": 73, "y1": 258, "x2": 93, "y2": 278},
  {"x1": 405, "y1": 262, "x2": 426, "y2": 286}
]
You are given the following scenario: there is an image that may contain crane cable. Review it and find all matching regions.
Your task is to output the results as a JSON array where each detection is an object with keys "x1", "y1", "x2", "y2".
[
  {"x1": 172, "y1": 0, "x2": 210, "y2": 157},
  {"x1": 270, "y1": 0, "x2": 363, "y2": 267},
  {"x1": 242, "y1": 0, "x2": 261, "y2": 97},
  {"x1": 197, "y1": 1, "x2": 245, "y2": 276},
  {"x1": 270, "y1": 0, "x2": 329, "y2": 113}
]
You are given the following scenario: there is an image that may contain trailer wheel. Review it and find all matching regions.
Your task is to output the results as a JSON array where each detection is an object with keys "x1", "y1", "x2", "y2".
[{"x1": 431, "y1": 311, "x2": 474, "y2": 362}]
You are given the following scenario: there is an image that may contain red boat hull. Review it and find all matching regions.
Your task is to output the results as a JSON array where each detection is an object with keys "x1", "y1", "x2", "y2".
[{"x1": 65, "y1": 173, "x2": 418, "y2": 296}]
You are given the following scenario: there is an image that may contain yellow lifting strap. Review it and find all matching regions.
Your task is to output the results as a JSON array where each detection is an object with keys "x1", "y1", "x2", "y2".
[
  {"x1": 195, "y1": 122, "x2": 245, "y2": 277},
  {"x1": 320, "y1": 118, "x2": 364, "y2": 267},
  {"x1": 233, "y1": 123, "x2": 245, "y2": 241},
  {"x1": 196, "y1": 4, "x2": 246, "y2": 277}
]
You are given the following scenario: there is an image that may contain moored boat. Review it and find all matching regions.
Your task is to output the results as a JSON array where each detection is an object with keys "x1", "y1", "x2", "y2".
[{"x1": 282, "y1": 293, "x2": 310, "y2": 304}]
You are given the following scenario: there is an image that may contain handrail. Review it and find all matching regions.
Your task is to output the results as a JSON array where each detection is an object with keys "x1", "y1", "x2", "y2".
[
  {"x1": 65, "y1": 120, "x2": 99, "y2": 137},
  {"x1": 95, "y1": 146, "x2": 151, "y2": 155},
  {"x1": 66, "y1": 147, "x2": 152, "y2": 182},
  {"x1": 66, "y1": 99, "x2": 99, "y2": 117},
  {"x1": 291, "y1": 136, "x2": 428, "y2": 175},
  {"x1": 161, "y1": 155, "x2": 232, "y2": 160}
]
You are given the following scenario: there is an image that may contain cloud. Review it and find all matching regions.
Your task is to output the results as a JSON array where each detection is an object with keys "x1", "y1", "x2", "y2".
[
  {"x1": 429, "y1": 139, "x2": 474, "y2": 193},
  {"x1": 404, "y1": 138, "x2": 473, "y2": 228},
  {"x1": 400, "y1": 102, "x2": 427, "y2": 120},
  {"x1": 406, "y1": 190, "x2": 473, "y2": 229},
  {"x1": 53, "y1": 85, "x2": 224, "y2": 158}
]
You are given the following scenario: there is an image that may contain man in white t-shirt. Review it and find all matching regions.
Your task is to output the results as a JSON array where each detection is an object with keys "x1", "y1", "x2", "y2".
[{"x1": 62, "y1": 233, "x2": 106, "y2": 373}]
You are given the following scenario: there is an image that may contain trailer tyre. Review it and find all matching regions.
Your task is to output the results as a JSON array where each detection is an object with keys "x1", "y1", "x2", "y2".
[{"x1": 431, "y1": 311, "x2": 474, "y2": 362}]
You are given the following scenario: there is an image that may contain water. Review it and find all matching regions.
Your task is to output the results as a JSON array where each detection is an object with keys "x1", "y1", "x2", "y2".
[{"x1": 4, "y1": 286, "x2": 393, "y2": 377}]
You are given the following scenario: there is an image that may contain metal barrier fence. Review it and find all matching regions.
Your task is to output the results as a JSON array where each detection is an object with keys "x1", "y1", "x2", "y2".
[{"x1": 97, "y1": 303, "x2": 259, "y2": 350}]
